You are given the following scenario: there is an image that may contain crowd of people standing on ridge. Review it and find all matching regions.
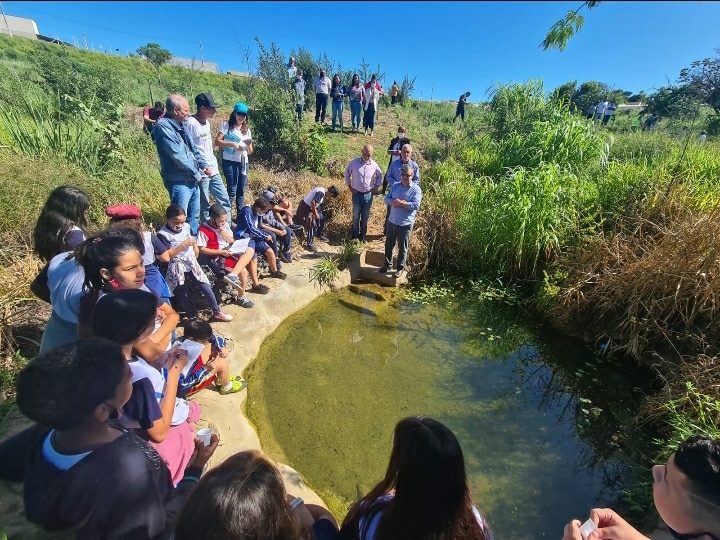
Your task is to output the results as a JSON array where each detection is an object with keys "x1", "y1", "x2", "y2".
[{"x1": 3, "y1": 54, "x2": 719, "y2": 540}]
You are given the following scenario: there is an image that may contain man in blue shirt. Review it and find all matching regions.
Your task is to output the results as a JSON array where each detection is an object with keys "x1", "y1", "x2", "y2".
[
  {"x1": 381, "y1": 164, "x2": 422, "y2": 278},
  {"x1": 153, "y1": 93, "x2": 211, "y2": 235},
  {"x1": 383, "y1": 143, "x2": 420, "y2": 236}
]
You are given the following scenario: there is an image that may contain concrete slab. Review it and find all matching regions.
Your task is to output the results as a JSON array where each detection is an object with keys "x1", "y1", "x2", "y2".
[{"x1": 348, "y1": 250, "x2": 408, "y2": 287}]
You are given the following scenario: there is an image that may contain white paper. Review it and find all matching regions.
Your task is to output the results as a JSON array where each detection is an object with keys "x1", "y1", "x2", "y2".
[
  {"x1": 228, "y1": 238, "x2": 251, "y2": 254},
  {"x1": 580, "y1": 519, "x2": 597, "y2": 540},
  {"x1": 177, "y1": 339, "x2": 205, "y2": 376}
]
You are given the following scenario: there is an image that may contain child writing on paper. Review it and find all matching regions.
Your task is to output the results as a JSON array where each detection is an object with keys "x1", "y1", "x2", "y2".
[{"x1": 177, "y1": 319, "x2": 247, "y2": 396}]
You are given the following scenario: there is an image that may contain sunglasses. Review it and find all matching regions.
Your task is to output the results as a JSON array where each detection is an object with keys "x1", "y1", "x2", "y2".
[{"x1": 668, "y1": 526, "x2": 719, "y2": 540}]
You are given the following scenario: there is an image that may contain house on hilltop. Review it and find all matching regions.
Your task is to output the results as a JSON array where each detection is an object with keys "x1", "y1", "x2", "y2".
[{"x1": 0, "y1": 14, "x2": 39, "y2": 39}]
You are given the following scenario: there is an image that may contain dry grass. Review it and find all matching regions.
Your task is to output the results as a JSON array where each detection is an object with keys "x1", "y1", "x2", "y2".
[{"x1": 553, "y1": 200, "x2": 720, "y2": 361}]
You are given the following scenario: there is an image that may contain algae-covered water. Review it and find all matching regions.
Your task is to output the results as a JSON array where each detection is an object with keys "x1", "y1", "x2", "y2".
[{"x1": 245, "y1": 286, "x2": 640, "y2": 538}]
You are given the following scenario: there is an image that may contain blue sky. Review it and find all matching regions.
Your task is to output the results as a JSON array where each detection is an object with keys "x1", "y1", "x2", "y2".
[{"x1": 4, "y1": 1, "x2": 720, "y2": 101}]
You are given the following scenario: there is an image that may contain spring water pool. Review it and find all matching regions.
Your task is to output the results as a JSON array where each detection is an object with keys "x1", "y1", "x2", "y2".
[{"x1": 244, "y1": 285, "x2": 640, "y2": 538}]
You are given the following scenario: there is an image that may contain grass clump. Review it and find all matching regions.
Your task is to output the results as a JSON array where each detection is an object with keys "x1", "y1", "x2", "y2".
[{"x1": 309, "y1": 257, "x2": 340, "y2": 291}]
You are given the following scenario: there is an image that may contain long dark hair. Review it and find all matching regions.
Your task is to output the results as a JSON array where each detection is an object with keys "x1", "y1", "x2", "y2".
[
  {"x1": 228, "y1": 110, "x2": 248, "y2": 131},
  {"x1": 340, "y1": 417, "x2": 490, "y2": 540},
  {"x1": 33, "y1": 186, "x2": 91, "y2": 262},
  {"x1": 332, "y1": 73, "x2": 342, "y2": 91},
  {"x1": 90, "y1": 289, "x2": 157, "y2": 347},
  {"x1": 175, "y1": 450, "x2": 309, "y2": 540},
  {"x1": 75, "y1": 227, "x2": 144, "y2": 292},
  {"x1": 351, "y1": 74, "x2": 360, "y2": 88}
]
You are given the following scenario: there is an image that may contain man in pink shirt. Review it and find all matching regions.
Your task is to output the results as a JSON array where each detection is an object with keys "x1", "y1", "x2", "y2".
[{"x1": 345, "y1": 144, "x2": 384, "y2": 241}]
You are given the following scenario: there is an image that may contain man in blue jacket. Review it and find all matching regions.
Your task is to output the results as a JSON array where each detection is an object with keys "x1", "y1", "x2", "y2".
[
  {"x1": 153, "y1": 93, "x2": 212, "y2": 235},
  {"x1": 381, "y1": 163, "x2": 422, "y2": 279}
]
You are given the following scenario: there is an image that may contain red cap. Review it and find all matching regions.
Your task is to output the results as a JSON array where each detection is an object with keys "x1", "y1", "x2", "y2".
[{"x1": 105, "y1": 203, "x2": 142, "y2": 219}]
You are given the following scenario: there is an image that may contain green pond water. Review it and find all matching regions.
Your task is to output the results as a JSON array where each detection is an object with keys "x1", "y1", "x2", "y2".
[{"x1": 245, "y1": 285, "x2": 644, "y2": 539}]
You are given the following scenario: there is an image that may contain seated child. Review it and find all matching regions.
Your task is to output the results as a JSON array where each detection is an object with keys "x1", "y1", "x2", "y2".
[
  {"x1": 197, "y1": 203, "x2": 259, "y2": 306},
  {"x1": 263, "y1": 185, "x2": 302, "y2": 230},
  {"x1": 259, "y1": 190, "x2": 295, "y2": 264},
  {"x1": 234, "y1": 198, "x2": 287, "y2": 281},
  {"x1": 177, "y1": 319, "x2": 247, "y2": 396},
  {"x1": 295, "y1": 185, "x2": 340, "y2": 252},
  {"x1": 157, "y1": 204, "x2": 234, "y2": 322},
  {"x1": 0, "y1": 338, "x2": 218, "y2": 539}
]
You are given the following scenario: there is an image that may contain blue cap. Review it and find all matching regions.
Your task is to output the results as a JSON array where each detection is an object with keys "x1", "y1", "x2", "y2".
[{"x1": 233, "y1": 102, "x2": 249, "y2": 115}]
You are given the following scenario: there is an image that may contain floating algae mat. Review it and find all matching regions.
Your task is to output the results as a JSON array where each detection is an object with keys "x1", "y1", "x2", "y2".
[{"x1": 245, "y1": 286, "x2": 639, "y2": 538}]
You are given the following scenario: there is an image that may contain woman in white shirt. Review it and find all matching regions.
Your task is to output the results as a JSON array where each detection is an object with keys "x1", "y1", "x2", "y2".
[
  {"x1": 215, "y1": 102, "x2": 254, "y2": 218},
  {"x1": 363, "y1": 75, "x2": 383, "y2": 137}
]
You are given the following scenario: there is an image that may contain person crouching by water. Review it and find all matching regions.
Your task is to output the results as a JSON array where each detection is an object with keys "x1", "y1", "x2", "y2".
[
  {"x1": 339, "y1": 416, "x2": 493, "y2": 540},
  {"x1": 380, "y1": 163, "x2": 421, "y2": 279},
  {"x1": 295, "y1": 185, "x2": 340, "y2": 252}
]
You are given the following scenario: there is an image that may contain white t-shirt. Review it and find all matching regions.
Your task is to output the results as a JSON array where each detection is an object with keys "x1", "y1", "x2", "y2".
[
  {"x1": 185, "y1": 116, "x2": 219, "y2": 175},
  {"x1": 157, "y1": 224, "x2": 195, "y2": 273},
  {"x1": 219, "y1": 121, "x2": 252, "y2": 164},
  {"x1": 47, "y1": 252, "x2": 85, "y2": 324},
  {"x1": 288, "y1": 65, "x2": 297, "y2": 79},
  {"x1": 303, "y1": 187, "x2": 326, "y2": 206}
]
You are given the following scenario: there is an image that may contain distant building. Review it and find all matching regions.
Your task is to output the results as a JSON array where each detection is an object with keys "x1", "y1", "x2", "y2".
[
  {"x1": 168, "y1": 56, "x2": 219, "y2": 73},
  {"x1": 0, "y1": 14, "x2": 39, "y2": 40},
  {"x1": 226, "y1": 70, "x2": 253, "y2": 78}
]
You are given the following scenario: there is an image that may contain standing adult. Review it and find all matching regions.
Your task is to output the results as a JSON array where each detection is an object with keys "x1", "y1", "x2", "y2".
[
  {"x1": 143, "y1": 101, "x2": 164, "y2": 134},
  {"x1": 384, "y1": 143, "x2": 420, "y2": 235},
  {"x1": 293, "y1": 69, "x2": 306, "y2": 123},
  {"x1": 153, "y1": 94, "x2": 211, "y2": 235},
  {"x1": 363, "y1": 74, "x2": 383, "y2": 137},
  {"x1": 602, "y1": 101, "x2": 616, "y2": 125},
  {"x1": 384, "y1": 126, "x2": 410, "y2": 187},
  {"x1": 287, "y1": 56, "x2": 297, "y2": 80},
  {"x1": 215, "y1": 102, "x2": 253, "y2": 219},
  {"x1": 391, "y1": 81, "x2": 400, "y2": 105},
  {"x1": 348, "y1": 74, "x2": 364, "y2": 132},
  {"x1": 185, "y1": 92, "x2": 232, "y2": 224},
  {"x1": 345, "y1": 144, "x2": 384, "y2": 241},
  {"x1": 594, "y1": 98, "x2": 609, "y2": 122},
  {"x1": 453, "y1": 91, "x2": 471, "y2": 122},
  {"x1": 314, "y1": 69, "x2": 332, "y2": 124},
  {"x1": 700, "y1": 130, "x2": 708, "y2": 144},
  {"x1": 381, "y1": 163, "x2": 422, "y2": 278},
  {"x1": 330, "y1": 74, "x2": 346, "y2": 132}
]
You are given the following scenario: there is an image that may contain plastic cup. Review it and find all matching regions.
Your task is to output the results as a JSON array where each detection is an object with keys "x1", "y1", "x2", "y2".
[{"x1": 196, "y1": 428, "x2": 213, "y2": 447}]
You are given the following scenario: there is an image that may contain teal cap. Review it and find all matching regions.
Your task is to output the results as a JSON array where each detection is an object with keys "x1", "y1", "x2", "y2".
[{"x1": 233, "y1": 102, "x2": 249, "y2": 115}]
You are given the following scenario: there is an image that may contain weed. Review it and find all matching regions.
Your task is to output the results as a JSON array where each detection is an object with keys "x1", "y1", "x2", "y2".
[{"x1": 308, "y1": 257, "x2": 340, "y2": 290}]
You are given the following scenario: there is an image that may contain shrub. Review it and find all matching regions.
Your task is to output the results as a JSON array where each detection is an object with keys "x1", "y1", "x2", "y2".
[
  {"x1": 250, "y1": 82, "x2": 301, "y2": 166},
  {"x1": 301, "y1": 124, "x2": 329, "y2": 176},
  {"x1": 309, "y1": 257, "x2": 340, "y2": 290},
  {"x1": 486, "y1": 80, "x2": 547, "y2": 140}
]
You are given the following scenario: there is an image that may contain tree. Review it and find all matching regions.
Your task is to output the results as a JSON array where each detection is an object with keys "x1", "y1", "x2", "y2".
[
  {"x1": 679, "y1": 51, "x2": 720, "y2": 113},
  {"x1": 550, "y1": 80, "x2": 578, "y2": 107},
  {"x1": 571, "y1": 81, "x2": 611, "y2": 114},
  {"x1": 644, "y1": 85, "x2": 700, "y2": 118},
  {"x1": 628, "y1": 91, "x2": 648, "y2": 103},
  {"x1": 541, "y1": 1, "x2": 601, "y2": 51},
  {"x1": 137, "y1": 43, "x2": 171, "y2": 80},
  {"x1": 398, "y1": 75, "x2": 417, "y2": 105}
]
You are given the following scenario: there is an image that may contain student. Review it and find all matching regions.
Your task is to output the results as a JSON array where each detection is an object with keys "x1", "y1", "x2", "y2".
[
  {"x1": 105, "y1": 203, "x2": 172, "y2": 304},
  {"x1": 263, "y1": 185, "x2": 302, "y2": 230},
  {"x1": 562, "y1": 435, "x2": 720, "y2": 540},
  {"x1": 258, "y1": 190, "x2": 295, "y2": 264},
  {"x1": 157, "y1": 204, "x2": 234, "y2": 322},
  {"x1": 143, "y1": 100, "x2": 165, "y2": 134},
  {"x1": 339, "y1": 416, "x2": 493, "y2": 540},
  {"x1": 216, "y1": 102, "x2": 253, "y2": 217},
  {"x1": 234, "y1": 198, "x2": 288, "y2": 280},
  {"x1": 295, "y1": 185, "x2": 340, "y2": 252},
  {"x1": 453, "y1": 91, "x2": 471, "y2": 122},
  {"x1": 0, "y1": 338, "x2": 218, "y2": 539},
  {"x1": 176, "y1": 449, "x2": 339, "y2": 540},
  {"x1": 197, "y1": 203, "x2": 258, "y2": 307},
  {"x1": 178, "y1": 319, "x2": 247, "y2": 396},
  {"x1": 91, "y1": 289, "x2": 200, "y2": 486},
  {"x1": 33, "y1": 185, "x2": 91, "y2": 263},
  {"x1": 348, "y1": 74, "x2": 364, "y2": 132},
  {"x1": 75, "y1": 227, "x2": 180, "y2": 360}
]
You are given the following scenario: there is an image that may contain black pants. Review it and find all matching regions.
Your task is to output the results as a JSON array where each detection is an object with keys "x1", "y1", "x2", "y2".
[
  {"x1": 315, "y1": 93, "x2": 328, "y2": 123},
  {"x1": 454, "y1": 107, "x2": 465, "y2": 122}
]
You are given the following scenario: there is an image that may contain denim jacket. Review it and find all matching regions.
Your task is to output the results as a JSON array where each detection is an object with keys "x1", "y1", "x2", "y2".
[{"x1": 153, "y1": 117, "x2": 209, "y2": 184}]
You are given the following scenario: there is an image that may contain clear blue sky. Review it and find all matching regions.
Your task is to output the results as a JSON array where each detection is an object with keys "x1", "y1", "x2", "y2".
[{"x1": 4, "y1": 1, "x2": 720, "y2": 101}]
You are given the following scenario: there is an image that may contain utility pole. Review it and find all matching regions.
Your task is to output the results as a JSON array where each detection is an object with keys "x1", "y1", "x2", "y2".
[
  {"x1": 0, "y1": 1, "x2": 13, "y2": 37},
  {"x1": 83, "y1": 34, "x2": 88, "y2": 50},
  {"x1": 199, "y1": 41, "x2": 204, "y2": 69}
]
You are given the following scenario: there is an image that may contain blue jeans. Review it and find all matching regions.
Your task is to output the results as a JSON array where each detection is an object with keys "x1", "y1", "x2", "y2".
[
  {"x1": 350, "y1": 100, "x2": 362, "y2": 129},
  {"x1": 165, "y1": 179, "x2": 201, "y2": 235},
  {"x1": 332, "y1": 100, "x2": 344, "y2": 130},
  {"x1": 222, "y1": 159, "x2": 248, "y2": 216},
  {"x1": 351, "y1": 191, "x2": 373, "y2": 240},
  {"x1": 199, "y1": 173, "x2": 231, "y2": 223}
]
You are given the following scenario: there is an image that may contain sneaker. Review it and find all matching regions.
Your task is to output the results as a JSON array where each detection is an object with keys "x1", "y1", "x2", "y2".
[
  {"x1": 218, "y1": 378, "x2": 248, "y2": 395},
  {"x1": 238, "y1": 296, "x2": 255, "y2": 308},
  {"x1": 250, "y1": 283, "x2": 270, "y2": 295},
  {"x1": 212, "y1": 311, "x2": 234, "y2": 322},
  {"x1": 306, "y1": 244, "x2": 318, "y2": 252},
  {"x1": 394, "y1": 269, "x2": 406, "y2": 279},
  {"x1": 270, "y1": 270, "x2": 287, "y2": 280},
  {"x1": 223, "y1": 273, "x2": 243, "y2": 291},
  {"x1": 280, "y1": 253, "x2": 293, "y2": 264},
  {"x1": 290, "y1": 224, "x2": 304, "y2": 232},
  {"x1": 317, "y1": 234, "x2": 330, "y2": 242},
  {"x1": 378, "y1": 266, "x2": 390, "y2": 274}
]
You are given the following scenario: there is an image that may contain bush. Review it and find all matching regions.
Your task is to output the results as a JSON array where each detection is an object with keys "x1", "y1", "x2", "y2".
[
  {"x1": 250, "y1": 82, "x2": 301, "y2": 166},
  {"x1": 300, "y1": 124, "x2": 329, "y2": 176},
  {"x1": 486, "y1": 80, "x2": 547, "y2": 140}
]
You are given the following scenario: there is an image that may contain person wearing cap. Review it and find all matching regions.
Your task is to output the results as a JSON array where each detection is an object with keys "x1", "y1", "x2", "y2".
[
  {"x1": 104, "y1": 204, "x2": 173, "y2": 305},
  {"x1": 262, "y1": 186, "x2": 300, "y2": 230},
  {"x1": 143, "y1": 101, "x2": 165, "y2": 134},
  {"x1": 185, "y1": 93, "x2": 232, "y2": 225},
  {"x1": 259, "y1": 190, "x2": 294, "y2": 264},
  {"x1": 381, "y1": 163, "x2": 422, "y2": 278},
  {"x1": 153, "y1": 94, "x2": 212, "y2": 236},
  {"x1": 345, "y1": 144, "x2": 384, "y2": 241},
  {"x1": 314, "y1": 69, "x2": 332, "y2": 124},
  {"x1": 215, "y1": 102, "x2": 253, "y2": 219}
]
